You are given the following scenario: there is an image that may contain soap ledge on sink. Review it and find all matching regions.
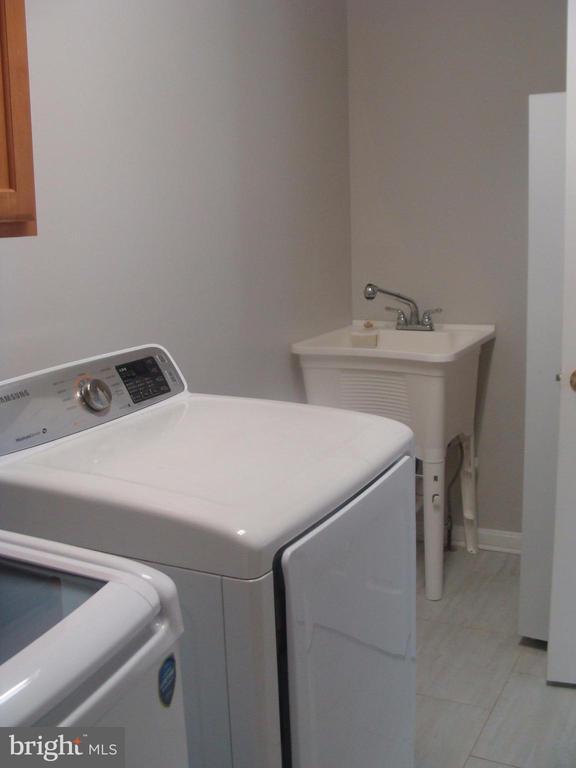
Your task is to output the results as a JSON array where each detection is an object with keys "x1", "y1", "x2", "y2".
[{"x1": 350, "y1": 331, "x2": 378, "y2": 349}]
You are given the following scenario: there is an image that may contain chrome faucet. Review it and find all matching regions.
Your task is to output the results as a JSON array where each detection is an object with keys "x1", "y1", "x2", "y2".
[{"x1": 364, "y1": 283, "x2": 441, "y2": 331}]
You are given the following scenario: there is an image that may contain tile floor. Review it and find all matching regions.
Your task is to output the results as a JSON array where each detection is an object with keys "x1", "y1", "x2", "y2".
[{"x1": 416, "y1": 545, "x2": 576, "y2": 768}]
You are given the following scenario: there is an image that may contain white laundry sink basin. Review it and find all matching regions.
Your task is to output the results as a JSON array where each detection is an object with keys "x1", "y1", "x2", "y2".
[
  {"x1": 292, "y1": 321, "x2": 495, "y2": 602},
  {"x1": 292, "y1": 322, "x2": 495, "y2": 363}
]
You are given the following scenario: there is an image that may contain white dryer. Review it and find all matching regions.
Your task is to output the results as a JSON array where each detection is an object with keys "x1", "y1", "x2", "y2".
[{"x1": 0, "y1": 346, "x2": 416, "y2": 768}]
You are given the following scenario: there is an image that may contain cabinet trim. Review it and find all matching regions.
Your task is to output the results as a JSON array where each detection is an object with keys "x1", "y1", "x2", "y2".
[{"x1": 0, "y1": 0, "x2": 36, "y2": 235}]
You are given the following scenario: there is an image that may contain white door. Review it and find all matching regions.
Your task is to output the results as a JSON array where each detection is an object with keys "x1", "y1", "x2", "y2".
[
  {"x1": 519, "y1": 92, "x2": 565, "y2": 642},
  {"x1": 281, "y1": 456, "x2": 415, "y2": 768},
  {"x1": 548, "y1": 0, "x2": 576, "y2": 684}
]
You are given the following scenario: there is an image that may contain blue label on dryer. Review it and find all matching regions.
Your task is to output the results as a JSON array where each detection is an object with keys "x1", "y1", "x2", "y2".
[{"x1": 158, "y1": 655, "x2": 176, "y2": 708}]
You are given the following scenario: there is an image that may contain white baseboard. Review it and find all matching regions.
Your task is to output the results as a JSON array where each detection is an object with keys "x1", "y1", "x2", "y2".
[
  {"x1": 416, "y1": 518, "x2": 522, "y2": 554},
  {"x1": 450, "y1": 525, "x2": 522, "y2": 554}
]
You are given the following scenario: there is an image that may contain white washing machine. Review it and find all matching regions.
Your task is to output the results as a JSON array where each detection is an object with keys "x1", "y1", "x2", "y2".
[
  {"x1": 0, "y1": 345, "x2": 416, "y2": 768},
  {"x1": 0, "y1": 528, "x2": 188, "y2": 766}
]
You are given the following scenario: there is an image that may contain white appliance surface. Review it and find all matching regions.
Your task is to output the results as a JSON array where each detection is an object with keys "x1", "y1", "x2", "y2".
[
  {"x1": 0, "y1": 346, "x2": 415, "y2": 768},
  {"x1": 0, "y1": 529, "x2": 188, "y2": 767},
  {"x1": 282, "y1": 455, "x2": 415, "y2": 768},
  {"x1": 0, "y1": 392, "x2": 411, "y2": 579}
]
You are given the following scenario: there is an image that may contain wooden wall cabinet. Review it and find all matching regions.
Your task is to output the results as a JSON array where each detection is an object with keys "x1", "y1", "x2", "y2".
[{"x1": 0, "y1": 0, "x2": 36, "y2": 237}]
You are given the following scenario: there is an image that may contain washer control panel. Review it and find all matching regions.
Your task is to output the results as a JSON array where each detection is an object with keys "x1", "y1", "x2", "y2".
[
  {"x1": 0, "y1": 346, "x2": 186, "y2": 456},
  {"x1": 77, "y1": 378, "x2": 113, "y2": 412},
  {"x1": 115, "y1": 357, "x2": 171, "y2": 404}
]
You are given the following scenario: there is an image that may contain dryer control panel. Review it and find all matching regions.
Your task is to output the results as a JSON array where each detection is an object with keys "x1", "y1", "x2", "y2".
[{"x1": 0, "y1": 346, "x2": 186, "y2": 456}]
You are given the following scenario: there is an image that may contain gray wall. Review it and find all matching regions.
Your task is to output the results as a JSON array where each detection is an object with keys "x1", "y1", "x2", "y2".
[
  {"x1": 0, "y1": 1, "x2": 567, "y2": 534},
  {"x1": 0, "y1": 0, "x2": 350, "y2": 402},
  {"x1": 348, "y1": 0, "x2": 567, "y2": 532}
]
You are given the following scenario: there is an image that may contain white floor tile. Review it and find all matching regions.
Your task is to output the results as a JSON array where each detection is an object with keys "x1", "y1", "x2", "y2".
[
  {"x1": 417, "y1": 547, "x2": 520, "y2": 634},
  {"x1": 415, "y1": 549, "x2": 576, "y2": 767},
  {"x1": 417, "y1": 546, "x2": 519, "y2": 588},
  {"x1": 473, "y1": 673, "x2": 576, "y2": 768},
  {"x1": 416, "y1": 694, "x2": 488, "y2": 768},
  {"x1": 446, "y1": 548, "x2": 520, "y2": 580},
  {"x1": 513, "y1": 638, "x2": 548, "y2": 679},
  {"x1": 446, "y1": 575, "x2": 519, "y2": 635},
  {"x1": 417, "y1": 620, "x2": 521, "y2": 708}
]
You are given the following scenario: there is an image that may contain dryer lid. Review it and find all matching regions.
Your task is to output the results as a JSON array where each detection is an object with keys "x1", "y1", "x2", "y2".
[{"x1": 0, "y1": 395, "x2": 413, "y2": 579}]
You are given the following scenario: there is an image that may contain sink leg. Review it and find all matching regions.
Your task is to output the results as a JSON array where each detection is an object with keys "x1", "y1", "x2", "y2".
[
  {"x1": 460, "y1": 432, "x2": 479, "y2": 554},
  {"x1": 423, "y1": 459, "x2": 445, "y2": 601}
]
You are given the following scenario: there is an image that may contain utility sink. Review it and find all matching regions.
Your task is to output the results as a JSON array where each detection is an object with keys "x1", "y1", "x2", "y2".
[
  {"x1": 292, "y1": 321, "x2": 495, "y2": 601},
  {"x1": 292, "y1": 322, "x2": 495, "y2": 363}
]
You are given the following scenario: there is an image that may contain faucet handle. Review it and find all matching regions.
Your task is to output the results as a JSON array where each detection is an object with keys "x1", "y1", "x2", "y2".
[
  {"x1": 422, "y1": 308, "x2": 442, "y2": 329},
  {"x1": 385, "y1": 306, "x2": 408, "y2": 327}
]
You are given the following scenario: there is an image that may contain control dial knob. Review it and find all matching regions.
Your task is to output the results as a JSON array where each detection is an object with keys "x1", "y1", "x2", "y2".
[{"x1": 77, "y1": 378, "x2": 112, "y2": 413}]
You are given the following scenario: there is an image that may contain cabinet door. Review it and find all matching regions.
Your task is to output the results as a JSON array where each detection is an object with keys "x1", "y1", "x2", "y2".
[{"x1": 0, "y1": 0, "x2": 36, "y2": 236}]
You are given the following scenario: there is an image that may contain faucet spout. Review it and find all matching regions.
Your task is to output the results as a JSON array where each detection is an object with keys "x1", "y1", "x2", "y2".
[{"x1": 363, "y1": 283, "x2": 420, "y2": 326}]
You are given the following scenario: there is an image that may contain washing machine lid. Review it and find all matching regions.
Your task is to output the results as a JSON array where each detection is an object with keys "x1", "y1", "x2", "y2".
[
  {"x1": 0, "y1": 557, "x2": 105, "y2": 667},
  {"x1": 0, "y1": 395, "x2": 413, "y2": 579},
  {"x1": 0, "y1": 530, "x2": 182, "y2": 726}
]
